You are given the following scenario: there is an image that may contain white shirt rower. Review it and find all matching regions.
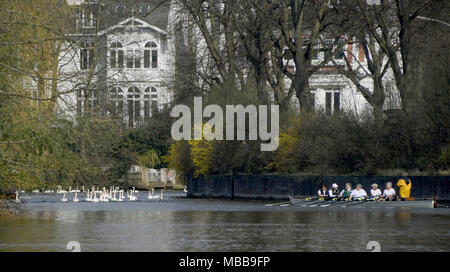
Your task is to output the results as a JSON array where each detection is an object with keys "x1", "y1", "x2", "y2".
[
  {"x1": 350, "y1": 185, "x2": 367, "y2": 200},
  {"x1": 371, "y1": 189, "x2": 382, "y2": 197},
  {"x1": 383, "y1": 188, "x2": 396, "y2": 198}
]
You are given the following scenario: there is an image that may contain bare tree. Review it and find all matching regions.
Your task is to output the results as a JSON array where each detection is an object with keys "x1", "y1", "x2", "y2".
[{"x1": 346, "y1": 0, "x2": 444, "y2": 112}]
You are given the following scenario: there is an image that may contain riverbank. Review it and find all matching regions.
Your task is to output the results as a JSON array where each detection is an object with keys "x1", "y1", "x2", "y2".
[
  {"x1": 0, "y1": 197, "x2": 20, "y2": 216},
  {"x1": 187, "y1": 175, "x2": 450, "y2": 200}
]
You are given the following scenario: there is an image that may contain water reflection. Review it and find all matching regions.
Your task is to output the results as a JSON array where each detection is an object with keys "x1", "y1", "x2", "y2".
[{"x1": 0, "y1": 196, "x2": 449, "y2": 252}]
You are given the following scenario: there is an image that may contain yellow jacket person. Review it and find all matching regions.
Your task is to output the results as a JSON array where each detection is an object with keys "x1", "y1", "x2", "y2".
[{"x1": 397, "y1": 173, "x2": 412, "y2": 200}]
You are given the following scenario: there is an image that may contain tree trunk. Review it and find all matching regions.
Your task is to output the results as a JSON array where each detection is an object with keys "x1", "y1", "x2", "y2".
[{"x1": 293, "y1": 71, "x2": 312, "y2": 111}]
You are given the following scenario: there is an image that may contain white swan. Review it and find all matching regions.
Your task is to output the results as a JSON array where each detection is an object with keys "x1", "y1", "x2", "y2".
[
  {"x1": 100, "y1": 192, "x2": 109, "y2": 202},
  {"x1": 15, "y1": 191, "x2": 21, "y2": 203},
  {"x1": 57, "y1": 186, "x2": 67, "y2": 194},
  {"x1": 71, "y1": 186, "x2": 80, "y2": 193},
  {"x1": 117, "y1": 190, "x2": 124, "y2": 202},
  {"x1": 85, "y1": 190, "x2": 91, "y2": 202},
  {"x1": 148, "y1": 188, "x2": 158, "y2": 199},
  {"x1": 44, "y1": 189, "x2": 54, "y2": 193},
  {"x1": 183, "y1": 185, "x2": 188, "y2": 193},
  {"x1": 61, "y1": 192, "x2": 68, "y2": 202},
  {"x1": 147, "y1": 188, "x2": 155, "y2": 199},
  {"x1": 148, "y1": 189, "x2": 164, "y2": 199},
  {"x1": 127, "y1": 188, "x2": 137, "y2": 201},
  {"x1": 92, "y1": 191, "x2": 99, "y2": 203},
  {"x1": 111, "y1": 190, "x2": 117, "y2": 201},
  {"x1": 32, "y1": 189, "x2": 40, "y2": 193},
  {"x1": 73, "y1": 192, "x2": 79, "y2": 203}
]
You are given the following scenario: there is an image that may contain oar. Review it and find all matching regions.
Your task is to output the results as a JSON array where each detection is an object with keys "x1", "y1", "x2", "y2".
[
  {"x1": 265, "y1": 201, "x2": 291, "y2": 207},
  {"x1": 299, "y1": 198, "x2": 324, "y2": 207},
  {"x1": 319, "y1": 198, "x2": 344, "y2": 207},
  {"x1": 308, "y1": 198, "x2": 337, "y2": 207},
  {"x1": 341, "y1": 199, "x2": 367, "y2": 207},
  {"x1": 290, "y1": 197, "x2": 316, "y2": 205},
  {"x1": 268, "y1": 197, "x2": 316, "y2": 207}
]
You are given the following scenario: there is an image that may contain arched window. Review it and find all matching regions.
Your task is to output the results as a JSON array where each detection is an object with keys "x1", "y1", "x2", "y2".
[
  {"x1": 110, "y1": 42, "x2": 124, "y2": 68},
  {"x1": 144, "y1": 42, "x2": 158, "y2": 68},
  {"x1": 144, "y1": 87, "x2": 151, "y2": 121},
  {"x1": 78, "y1": 89, "x2": 98, "y2": 116},
  {"x1": 144, "y1": 87, "x2": 159, "y2": 121},
  {"x1": 108, "y1": 87, "x2": 124, "y2": 121},
  {"x1": 151, "y1": 87, "x2": 159, "y2": 114},
  {"x1": 127, "y1": 87, "x2": 141, "y2": 127}
]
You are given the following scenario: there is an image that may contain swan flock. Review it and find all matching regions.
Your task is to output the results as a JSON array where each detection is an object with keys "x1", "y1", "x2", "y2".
[{"x1": 15, "y1": 186, "x2": 169, "y2": 203}]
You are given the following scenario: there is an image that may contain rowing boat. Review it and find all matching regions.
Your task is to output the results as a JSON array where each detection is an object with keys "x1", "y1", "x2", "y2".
[{"x1": 288, "y1": 196, "x2": 435, "y2": 209}]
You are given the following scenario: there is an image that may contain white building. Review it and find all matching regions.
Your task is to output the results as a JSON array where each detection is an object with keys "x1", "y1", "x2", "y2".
[
  {"x1": 59, "y1": 0, "x2": 177, "y2": 127},
  {"x1": 59, "y1": 0, "x2": 399, "y2": 126}
]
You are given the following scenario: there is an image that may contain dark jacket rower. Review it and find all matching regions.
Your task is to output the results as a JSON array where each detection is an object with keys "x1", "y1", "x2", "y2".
[
  {"x1": 329, "y1": 183, "x2": 340, "y2": 198},
  {"x1": 318, "y1": 185, "x2": 329, "y2": 199}
]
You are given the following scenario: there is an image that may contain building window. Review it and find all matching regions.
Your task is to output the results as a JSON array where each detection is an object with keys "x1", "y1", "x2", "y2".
[
  {"x1": 152, "y1": 50, "x2": 158, "y2": 68},
  {"x1": 121, "y1": 43, "x2": 141, "y2": 69},
  {"x1": 326, "y1": 92, "x2": 332, "y2": 115},
  {"x1": 77, "y1": 90, "x2": 98, "y2": 116},
  {"x1": 86, "y1": 90, "x2": 98, "y2": 115},
  {"x1": 110, "y1": 42, "x2": 124, "y2": 68},
  {"x1": 77, "y1": 3, "x2": 97, "y2": 29},
  {"x1": 325, "y1": 90, "x2": 341, "y2": 115},
  {"x1": 108, "y1": 87, "x2": 124, "y2": 120},
  {"x1": 310, "y1": 89, "x2": 316, "y2": 109},
  {"x1": 335, "y1": 49, "x2": 345, "y2": 59},
  {"x1": 115, "y1": 4, "x2": 125, "y2": 14},
  {"x1": 134, "y1": 50, "x2": 141, "y2": 68},
  {"x1": 80, "y1": 41, "x2": 94, "y2": 70},
  {"x1": 127, "y1": 87, "x2": 141, "y2": 128},
  {"x1": 334, "y1": 92, "x2": 340, "y2": 112},
  {"x1": 144, "y1": 42, "x2": 158, "y2": 68},
  {"x1": 77, "y1": 90, "x2": 83, "y2": 117},
  {"x1": 151, "y1": 87, "x2": 158, "y2": 113},
  {"x1": 140, "y1": 4, "x2": 150, "y2": 14},
  {"x1": 144, "y1": 87, "x2": 151, "y2": 121},
  {"x1": 127, "y1": 50, "x2": 134, "y2": 68},
  {"x1": 311, "y1": 48, "x2": 319, "y2": 60},
  {"x1": 143, "y1": 87, "x2": 158, "y2": 121}
]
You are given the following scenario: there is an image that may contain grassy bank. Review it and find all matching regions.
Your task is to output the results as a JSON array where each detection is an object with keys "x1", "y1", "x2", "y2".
[{"x1": 0, "y1": 195, "x2": 19, "y2": 216}]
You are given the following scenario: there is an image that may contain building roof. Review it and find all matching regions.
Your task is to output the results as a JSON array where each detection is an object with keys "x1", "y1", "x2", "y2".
[
  {"x1": 103, "y1": 0, "x2": 171, "y2": 31},
  {"x1": 68, "y1": 0, "x2": 171, "y2": 32}
]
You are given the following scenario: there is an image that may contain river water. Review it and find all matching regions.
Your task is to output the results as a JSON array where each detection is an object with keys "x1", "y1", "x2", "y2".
[{"x1": 0, "y1": 191, "x2": 449, "y2": 252}]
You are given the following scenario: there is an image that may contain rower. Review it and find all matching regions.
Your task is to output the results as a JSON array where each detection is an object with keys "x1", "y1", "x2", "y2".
[
  {"x1": 318, "y1": 185, "x2": 329, "y2": 199},
  {"x1": 349, "y1": 184, "x2": 367, "y2": 201},
  {"x1": 382, "y1": 182, "x2": 396, "y2": 201},
  {"x1": 396, "y1": 173, "x2": 412, "y2": 201},
  {"x1": 339, "y1": 183, "x2": 353, "y2": 200},
  {"x1": 370, "y1": 183, "x2": 382, "y2": 200},
  {"x1": 329, "y1": 183, "x2": 340, "y2": 199}
]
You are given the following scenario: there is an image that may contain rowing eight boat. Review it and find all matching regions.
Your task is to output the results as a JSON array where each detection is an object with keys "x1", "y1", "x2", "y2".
[{"x1": 288, "y1": 196, "x2": 435, "y2": 209}]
